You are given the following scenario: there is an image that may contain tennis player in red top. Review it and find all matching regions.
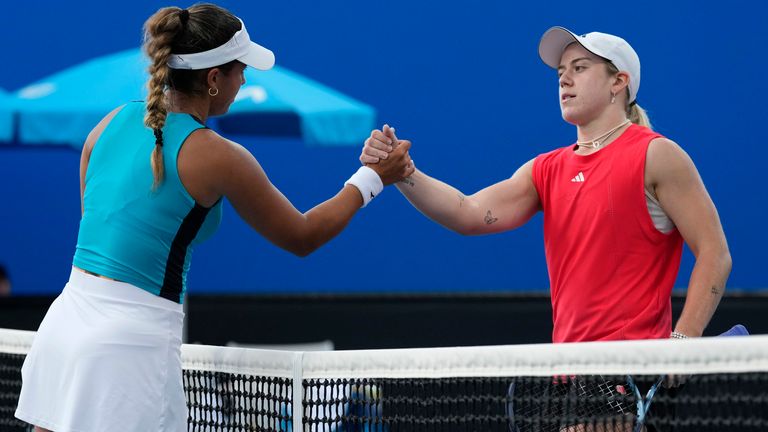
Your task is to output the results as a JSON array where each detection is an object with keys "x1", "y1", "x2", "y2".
[{"x1": 361, "y1": 26, "x2": 731, "y2": 345}]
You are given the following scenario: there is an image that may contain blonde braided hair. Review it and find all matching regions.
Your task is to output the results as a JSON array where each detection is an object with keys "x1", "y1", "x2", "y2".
[{"x1": 143, "y1": 7, "x2": 186, "y2": 190}]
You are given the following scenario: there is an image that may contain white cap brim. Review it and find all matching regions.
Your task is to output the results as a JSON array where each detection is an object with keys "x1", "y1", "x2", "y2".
[
  {"x1": 238, "y1": 41, "x2": 275, "y2": 71},
  {"x1": 539, "y1": 26, "x2": 584, "y2": 69}
]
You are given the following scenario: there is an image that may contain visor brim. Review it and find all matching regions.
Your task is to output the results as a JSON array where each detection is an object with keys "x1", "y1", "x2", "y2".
[{"x1": 238, "y1": 42, "x2": 275, "y2": 71}]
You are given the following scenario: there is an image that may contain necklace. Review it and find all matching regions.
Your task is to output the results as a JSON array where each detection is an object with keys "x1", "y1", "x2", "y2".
[{"x1": 576, "y1": 119, "x2": 631, "y2": 149}]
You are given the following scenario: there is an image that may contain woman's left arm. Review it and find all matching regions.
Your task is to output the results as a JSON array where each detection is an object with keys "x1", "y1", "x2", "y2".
[{"x1": 647, "y1": 137, "x2": 732, "y2": 337}]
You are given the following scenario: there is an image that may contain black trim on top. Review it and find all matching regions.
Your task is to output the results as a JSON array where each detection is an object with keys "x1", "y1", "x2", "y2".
[{"x1": 160, "y1": 203, "x2": 212, "y2": 303}]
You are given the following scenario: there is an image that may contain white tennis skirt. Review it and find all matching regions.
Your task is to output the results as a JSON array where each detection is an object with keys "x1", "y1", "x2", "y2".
[{"x1": 15, "y1": 268, "x2": 186, "y2": 432}]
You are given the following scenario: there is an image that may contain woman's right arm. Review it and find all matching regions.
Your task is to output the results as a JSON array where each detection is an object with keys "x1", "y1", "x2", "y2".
[
  {"x1": 361, "y1": 127, "x2": 541, "y2": 235},
  {"x1": 393, "y1": 162, "x2": 540, "y2": 235},
  {"x1": 182, "y1": 130, "x2": 413, "y2": 257}
]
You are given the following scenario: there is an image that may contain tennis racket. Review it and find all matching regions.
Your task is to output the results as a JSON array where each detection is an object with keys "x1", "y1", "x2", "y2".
[
  {"x1": 507, "y1": 325, "x2": 749, "y2": 432},
  {"x1": 627, "y1": 324, "x2": 749, "y2": 432}
]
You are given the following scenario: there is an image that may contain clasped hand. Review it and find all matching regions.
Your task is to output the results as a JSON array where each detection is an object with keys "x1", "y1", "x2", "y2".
[{"x1": 361, "y1": 125, "x2": 414, "y2": 182}]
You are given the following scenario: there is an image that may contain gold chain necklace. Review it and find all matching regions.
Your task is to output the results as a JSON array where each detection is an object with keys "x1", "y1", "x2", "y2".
[{"x1": 576, "y1": 119, "x2": 631, "y2": 149}]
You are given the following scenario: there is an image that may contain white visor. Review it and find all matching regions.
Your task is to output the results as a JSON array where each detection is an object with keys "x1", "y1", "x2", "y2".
[{"x1": 167, "y1": 18, "x2": 274, "y2": 71}]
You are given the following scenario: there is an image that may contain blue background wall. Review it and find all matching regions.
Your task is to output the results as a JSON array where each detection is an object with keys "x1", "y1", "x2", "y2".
[{"x1": 0, "y1": 1, "x2": 765, "y2": 295}]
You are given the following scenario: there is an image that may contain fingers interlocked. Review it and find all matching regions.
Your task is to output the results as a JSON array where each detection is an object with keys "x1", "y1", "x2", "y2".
[{"x1": 360, "y1": 124, "x2": 399, "y2": 165}]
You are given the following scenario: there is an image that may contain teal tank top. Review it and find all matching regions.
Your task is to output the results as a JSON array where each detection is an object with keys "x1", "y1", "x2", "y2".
[{"x1": 73, "y1": 101, "x2": 222, "y2": 303}]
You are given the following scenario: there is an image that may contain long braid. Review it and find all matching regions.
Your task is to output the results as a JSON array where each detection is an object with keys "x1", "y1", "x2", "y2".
[
  {"x1": 142, "y1": 5, "x2": 240, "y2": 190},
  {"x1": 143, "y1": 7, "x2": 184, "y2": 190}
]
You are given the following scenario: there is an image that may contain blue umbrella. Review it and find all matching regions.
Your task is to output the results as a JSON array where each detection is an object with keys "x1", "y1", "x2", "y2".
[
  {"x1": 219, "y1": 67, "x2": 375, "y2": 147},
  {"x1": 0, "y1": 89, "x2": 13, "y2": 142},
  {"x1": 6, "y1": 49, "x2": 375, "y2": 148}
]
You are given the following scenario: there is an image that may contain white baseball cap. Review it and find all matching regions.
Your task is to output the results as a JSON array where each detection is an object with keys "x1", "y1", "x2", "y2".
[
  {"x1": 167, "y1": 18, "x2": 274, "y2": 71},
  {"x1": 538, "y1": 26, "x2": 640, "y2": 103}
]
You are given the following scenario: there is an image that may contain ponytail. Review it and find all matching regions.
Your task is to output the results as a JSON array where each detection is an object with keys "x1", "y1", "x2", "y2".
[{"x1": 628, "y1": 102, "x2": 652, "y2": 130}]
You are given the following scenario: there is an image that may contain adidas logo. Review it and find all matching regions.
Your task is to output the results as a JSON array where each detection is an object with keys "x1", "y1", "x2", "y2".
[{"x1": 571, "y1": 172, "x2": 585, "y2": 183}]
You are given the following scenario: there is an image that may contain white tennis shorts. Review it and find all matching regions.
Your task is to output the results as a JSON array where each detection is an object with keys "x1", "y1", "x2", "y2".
[{"x1": 15, "y1": 268, "x2": 186, "y2": 432}]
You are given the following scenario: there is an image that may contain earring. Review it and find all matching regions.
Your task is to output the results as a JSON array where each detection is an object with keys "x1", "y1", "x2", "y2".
[
  {"x1": 208, "y1": 87, "x2": 219, "y2": 97},
  {"x1": 610, "y1": 92, "x2": 616, "y2": 104}
]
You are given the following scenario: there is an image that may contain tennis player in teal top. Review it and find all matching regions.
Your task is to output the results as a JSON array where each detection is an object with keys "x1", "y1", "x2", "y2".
[
  {"x1": 72, "y1": 102, "x2": 223, "y2": 303},
  {"x1": 14, "y1": 4, "x2": 413, "y2": 432}
]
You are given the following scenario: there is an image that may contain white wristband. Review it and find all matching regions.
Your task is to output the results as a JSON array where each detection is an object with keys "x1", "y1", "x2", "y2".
[{"x1": 345, "y1": 166, "x2": 384, "y2": 208}]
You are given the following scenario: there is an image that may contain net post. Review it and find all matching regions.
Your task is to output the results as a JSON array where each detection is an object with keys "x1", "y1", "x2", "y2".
[{"x1": 292, "y1": 351, "x2": 304, "y2": 432}]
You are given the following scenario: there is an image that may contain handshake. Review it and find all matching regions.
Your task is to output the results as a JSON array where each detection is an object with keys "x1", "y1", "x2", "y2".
[{"x1": 359, "y1": 124, "x2": 415, "y2": 185}]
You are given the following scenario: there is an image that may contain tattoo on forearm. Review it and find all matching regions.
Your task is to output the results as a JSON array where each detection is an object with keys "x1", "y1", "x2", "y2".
[
  {"x1": 711, "y1": 286, "x2": 722, "y2": 295},
  {"x1": 458, "y1": 193, "x2": 465, "y2": 207},
  {"x1": 400, "y1": 177, "x2": 415, "y2": 187},
  {"x1": 484, "y1": 210, "x2": 498, "y2": 225}
]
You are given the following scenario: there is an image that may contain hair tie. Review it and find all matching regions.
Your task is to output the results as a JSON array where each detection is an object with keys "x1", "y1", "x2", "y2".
[
  {"x1": 153, "y1": 128, "x2": 164, "y2": 147},
  {"x1": 178, "y1": 9, "x2": 190, "y2": 25}
]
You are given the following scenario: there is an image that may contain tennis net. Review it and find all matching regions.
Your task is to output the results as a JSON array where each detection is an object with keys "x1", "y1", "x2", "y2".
[{"x1": 1, "y1": 327, "x2": 767, "y2": 431}]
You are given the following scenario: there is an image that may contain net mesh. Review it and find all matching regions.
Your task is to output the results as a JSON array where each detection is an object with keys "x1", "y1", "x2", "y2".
[
  {"x1": 301, "y1": 374, "x2": 768, "y2": 431},
  {"x1": 1, "y1": 329, "x2": 767, "y2": 431},
  {"x1": 0, "y1": 352, "x2": 26, "y2": 432},
  {"x1": 185, "y1": 370, "x2": 292, "y2": 431}
]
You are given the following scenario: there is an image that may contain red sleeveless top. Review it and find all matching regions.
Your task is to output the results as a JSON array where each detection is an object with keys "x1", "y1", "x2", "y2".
[{"x1": 532, "y1": 124, "x2": 683, "y2": 343}]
